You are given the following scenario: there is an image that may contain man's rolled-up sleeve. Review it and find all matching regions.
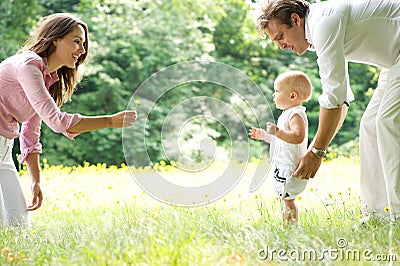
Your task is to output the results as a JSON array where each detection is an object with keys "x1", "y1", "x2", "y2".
[{"x1": 312, "y1": 10, "x2": 355, "y2": 109}]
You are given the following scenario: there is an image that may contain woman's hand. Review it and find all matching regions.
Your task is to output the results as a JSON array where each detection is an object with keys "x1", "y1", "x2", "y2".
[
  {"x1": 25, "y1": 153, "x2": 42, "y2": 211},
  {"x1": 27, "y1": 182, "x2": 43, "y2": 211},
  {"x1": 68, "y1": 110, "x2": 138, "y2": 133},
  {"x1": 111, "y1": 110, "x2": 137, "y2": 128}
]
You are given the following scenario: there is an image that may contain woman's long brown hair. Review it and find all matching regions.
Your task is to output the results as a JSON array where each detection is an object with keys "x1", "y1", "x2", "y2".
[{"x1": 20, "y1": 13, "x2": 89, "y2": 107}]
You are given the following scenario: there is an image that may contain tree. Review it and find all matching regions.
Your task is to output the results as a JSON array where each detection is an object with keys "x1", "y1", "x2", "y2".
[
  {"x1": 40, "y1": 0, "x2": 228, "y2": 165},
  {"x1": 2, "y1": 0, "x2": 376, "y2": 166}
]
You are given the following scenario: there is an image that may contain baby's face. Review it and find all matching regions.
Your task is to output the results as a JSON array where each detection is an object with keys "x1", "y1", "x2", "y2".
[{"x1": 272, "y1": 80, "x2": 292, "y2": 110}]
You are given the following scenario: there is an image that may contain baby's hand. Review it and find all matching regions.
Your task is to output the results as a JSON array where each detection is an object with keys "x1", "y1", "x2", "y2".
[
  {"x1": 249, "y1": 127, "x2": 266, "y2": 140},
  {"x1": 266, "y1": 122, "x2": 278, "y2": 136}
]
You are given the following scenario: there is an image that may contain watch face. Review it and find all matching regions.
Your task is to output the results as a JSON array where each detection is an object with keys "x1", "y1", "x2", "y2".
[{"x1": 312, "y1": 148, "x2": 326, "y2": 158}]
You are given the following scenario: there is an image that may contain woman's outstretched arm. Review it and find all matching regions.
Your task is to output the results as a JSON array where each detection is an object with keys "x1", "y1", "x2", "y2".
[{"x1": 67, "y1": 110, "x2": 137, "y2": 133}]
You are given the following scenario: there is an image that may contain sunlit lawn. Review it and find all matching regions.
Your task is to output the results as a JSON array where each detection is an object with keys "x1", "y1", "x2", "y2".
[{"x1": 1, "y1": 157, "x2": 399, "y2": 265}]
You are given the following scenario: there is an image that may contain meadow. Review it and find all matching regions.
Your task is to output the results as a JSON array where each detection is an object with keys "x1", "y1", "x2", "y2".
[{"x1": 0, "y1": 156, "x2": 398, "y2": 265}]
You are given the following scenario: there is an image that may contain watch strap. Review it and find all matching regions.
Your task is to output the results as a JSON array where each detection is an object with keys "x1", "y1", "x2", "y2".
[{"x1": 311, "y1": 147, "x2": 327, "y2": 159}]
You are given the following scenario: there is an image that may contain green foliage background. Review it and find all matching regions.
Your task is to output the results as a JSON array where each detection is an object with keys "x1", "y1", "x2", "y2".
[{"x1": 0, "y1": 0, "x2": 377, "y2": 166}]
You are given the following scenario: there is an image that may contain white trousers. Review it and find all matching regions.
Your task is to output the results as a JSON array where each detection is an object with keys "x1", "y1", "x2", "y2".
[
  {"x1": 359, "y1": 65, "x2": 400, "y2": 221},
  {"x1": 0, "y1": 137, "x2": 29, "y2": 227}
]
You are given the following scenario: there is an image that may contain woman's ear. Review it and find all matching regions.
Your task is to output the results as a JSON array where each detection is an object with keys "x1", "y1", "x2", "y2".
[{"x1": 53, "y1": 39, "x2": 59, "y2": 47}]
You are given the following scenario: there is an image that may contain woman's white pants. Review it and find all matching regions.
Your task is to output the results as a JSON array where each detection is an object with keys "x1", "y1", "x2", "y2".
[{"x1": 0, "y1": 137, "x2": 29, "y2": 227}]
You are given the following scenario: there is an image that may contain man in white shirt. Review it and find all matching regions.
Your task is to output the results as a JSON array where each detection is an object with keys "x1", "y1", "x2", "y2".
[{"x1": 256, "y1": 0, "x2": 400, "y2": 222}]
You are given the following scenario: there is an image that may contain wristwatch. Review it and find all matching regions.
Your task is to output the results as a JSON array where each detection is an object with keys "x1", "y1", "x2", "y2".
[{"x1": 311, "y1": 147, "x2": 327, "y2": 159}]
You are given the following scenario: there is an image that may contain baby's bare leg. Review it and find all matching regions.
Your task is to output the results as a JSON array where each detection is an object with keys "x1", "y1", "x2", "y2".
[{"x1": 283, "y1": 199, "x2": 298, "y2": 226}]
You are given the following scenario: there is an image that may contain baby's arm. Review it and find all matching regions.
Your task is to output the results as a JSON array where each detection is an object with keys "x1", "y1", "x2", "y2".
[
  {"x1": 266, "y1": 114, "x2": 305, "y2": 144},
  {"x1": 249, "y1": 127, "x2": 273, "y2": 144}
]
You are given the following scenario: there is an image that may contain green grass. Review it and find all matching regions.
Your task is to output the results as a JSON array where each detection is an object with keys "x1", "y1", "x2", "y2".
[{"x1": 1, "y1": 157, "x2": 399, "y2": 265}]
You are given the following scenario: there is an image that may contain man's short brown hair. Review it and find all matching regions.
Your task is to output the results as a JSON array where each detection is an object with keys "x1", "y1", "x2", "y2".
[{"x1": 256, "y1": 0, "x2": 310, "y2": 36}]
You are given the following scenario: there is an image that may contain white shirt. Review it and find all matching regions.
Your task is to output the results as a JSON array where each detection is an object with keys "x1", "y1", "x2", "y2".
[
  {"x1": 305, "y1": 0, "x2": 400, "y2": 109},
  {"x1": 270, "y1": 106, "x2": 308, "y2": 171}
]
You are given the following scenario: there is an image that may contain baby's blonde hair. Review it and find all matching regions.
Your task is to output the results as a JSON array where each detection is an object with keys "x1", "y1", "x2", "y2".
[{"x1": 275, "y1": 70, "x2": 312, "y2": 101}]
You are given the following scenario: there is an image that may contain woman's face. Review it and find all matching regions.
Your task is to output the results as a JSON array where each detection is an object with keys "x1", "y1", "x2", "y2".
[{"x1": 52, "y1": 24, "x2": 86, "y2": 69}]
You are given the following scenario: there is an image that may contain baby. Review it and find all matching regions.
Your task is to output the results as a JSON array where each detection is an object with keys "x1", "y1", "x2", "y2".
[{"x1": 250, "y1": 70, "x2": 312, "y2": 226}]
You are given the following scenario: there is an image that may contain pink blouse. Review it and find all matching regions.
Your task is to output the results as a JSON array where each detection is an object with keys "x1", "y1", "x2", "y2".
[{"x1": 0, "y1": 51, "x2": 82, "y2": 163}]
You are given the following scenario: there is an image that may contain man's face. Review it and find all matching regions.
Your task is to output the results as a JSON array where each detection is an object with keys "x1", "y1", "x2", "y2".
[{"x1": 265, "y1": 15, "x2": 310, "y2": 56}]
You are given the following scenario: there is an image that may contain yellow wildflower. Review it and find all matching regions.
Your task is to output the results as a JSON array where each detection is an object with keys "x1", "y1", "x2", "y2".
[
  {"x1": 7, "y1": 253, "x2": 14, "y2": 263},
  {"x1": 1, "y1": 247, "x2": 9, "y2": 254},
  {"x1": 228, "y1": 253, "x2": 246, "y2": 264}
]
